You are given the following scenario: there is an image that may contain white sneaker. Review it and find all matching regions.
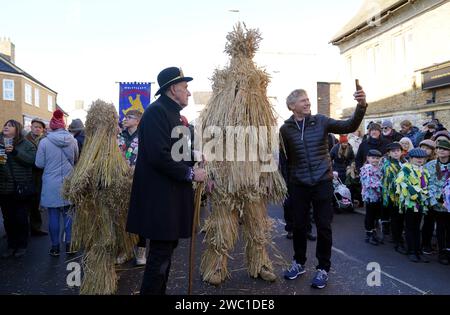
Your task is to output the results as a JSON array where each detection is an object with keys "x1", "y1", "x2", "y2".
[{"x1": 135, "y1": 247, "x2": 147, "y2": 266}]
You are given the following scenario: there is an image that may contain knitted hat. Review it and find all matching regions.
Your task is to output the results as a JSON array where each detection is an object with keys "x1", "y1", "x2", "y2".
[
  {"x1": 68, "y1": 118, "x2": 84, "y2": 132},
  {"x1": 339, "y1": 135, "x2": 348, "y2": 143},
  {"x1": 49, "y1": 109, "x2": 66, "y2": 130},
  {"x1": 367, "y1": 149, "x2": 382, "y2": 157},
  {"x1": 408, "y1": 148, "x2": 428, "y2": 158},
  {"x1": 386, "y1": 142, "x2": 402, "y2": 152},
  {"x1": 419, "y1": 139, "x2": 436, "y2": 150},
  {"x1": 436, "y1": 139, "x2": 450, "y2": 151},
  {"x1": 381, "y1": 120, "x2": 393, "y2": 129}
]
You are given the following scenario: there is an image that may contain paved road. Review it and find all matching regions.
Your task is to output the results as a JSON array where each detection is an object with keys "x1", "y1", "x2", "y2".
[{"x1": 1, "y1": 205, "x2": 449, "y2": 295}]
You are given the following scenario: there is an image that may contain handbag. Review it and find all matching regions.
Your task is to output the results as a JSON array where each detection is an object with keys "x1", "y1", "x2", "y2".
[{"x1": 7, "y1": 157, "x2": 35, "y2": 199}]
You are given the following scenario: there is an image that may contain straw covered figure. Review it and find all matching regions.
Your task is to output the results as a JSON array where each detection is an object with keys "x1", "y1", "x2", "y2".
[
  {"x1": 199, "y1": 23, "x2": 287, "y2": 285},
  {"x1": 63, "y1": 100, "x2": 136, "y2": 294}
]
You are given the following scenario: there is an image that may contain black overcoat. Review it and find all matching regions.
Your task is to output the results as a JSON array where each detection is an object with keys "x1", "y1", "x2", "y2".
[{"x1": 126, "y1": 94, "x2": 194, "y2": 240}]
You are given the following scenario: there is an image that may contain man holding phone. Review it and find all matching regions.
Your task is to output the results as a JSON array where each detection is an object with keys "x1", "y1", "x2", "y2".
[{"x1": 280, "y1": 83, "x2": 367, "y2": 289}]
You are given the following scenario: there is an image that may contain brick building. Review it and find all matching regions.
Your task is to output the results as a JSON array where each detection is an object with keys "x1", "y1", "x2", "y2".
[
  {"x1": 331, "y1": 0, "x2": 450, "y2": 131},
  {"x1": 0, "y1": 38, "x2": 59, "y2": 129}
]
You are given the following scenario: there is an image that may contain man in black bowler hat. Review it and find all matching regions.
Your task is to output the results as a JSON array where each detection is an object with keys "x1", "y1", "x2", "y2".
[{"x1": 127, "y1": 67, "x2": 206, "y2": 295}]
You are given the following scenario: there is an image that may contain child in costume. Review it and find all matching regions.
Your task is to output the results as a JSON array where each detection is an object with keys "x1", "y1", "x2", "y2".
[
  {"x1": 396, "y1": 148, "x2": 430, "y2": 263},
  {"x1": 360, "y1": 149, "x2": 383, "y2": 245}
]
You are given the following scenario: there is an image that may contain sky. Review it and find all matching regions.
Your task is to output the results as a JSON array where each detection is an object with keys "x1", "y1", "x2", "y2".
[{"x1": 0, "y1": 0, "x2": 365, "y2": 121}]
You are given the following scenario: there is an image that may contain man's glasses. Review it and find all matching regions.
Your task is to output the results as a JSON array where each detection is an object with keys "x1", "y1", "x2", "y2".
[{"x1": 125, "y1": 116, "x2": 137, "y2": 120}]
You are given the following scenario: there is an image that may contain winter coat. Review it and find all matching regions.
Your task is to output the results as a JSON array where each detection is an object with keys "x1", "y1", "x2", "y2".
[
  {"x1": 425, "y1": 159, "x2": 450, "y2": 212},
  {"x1": 360, "y1": 164, "x2": 382, "y2": 203},
  {"x1": 126, "y1": 94, "x2": 195, "y2": 241},
  {"x1": 381, "y1": 157, "x2": 403, "y2": 207},
  {"x1": 35, "y1": 129, "x2": 79, "y2": 208},
  {"x1": 396, "y1": 163, "x2": 430, "y2": 213},
  {"x1": 25, "y1": 132, "x2": 44, "y2": 193},
  {"x1": 330, "y1": 143, "x2": 355, "y2": 182},
  {"x1": 118, "y1": 129, "x2": 139, "y2": 167},
  {"x1": 279, "y1": 104, "x2": 366, "y2": 187},
  {"x1": 0, "y1": 134, "x2": 36, "y2": 194},
  {"x1": 355, "y1": 136, "x2": 390, "y2": 170},
  {"x1": 382, "y1": 129, "x2": 403, "y2": 143}
]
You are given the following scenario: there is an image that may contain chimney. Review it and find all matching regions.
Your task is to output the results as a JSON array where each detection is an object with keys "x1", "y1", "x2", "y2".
[{"x1": 0, "y1": 37, "x2": 16, "y2": 64}]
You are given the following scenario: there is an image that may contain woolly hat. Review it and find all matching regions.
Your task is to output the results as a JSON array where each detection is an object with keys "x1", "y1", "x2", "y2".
[
  {"x1": 49, "y1": 109, "x2": 66, "y2": 130},
  {"x1": 408, "y1": 148, "x2": 428, "y2": 158},
  {"x1": 381, "y1": 120, "x2": 393, "y2": 129},
  {"x1": 339, "y1": 135, "x2": 348, "y2": 143}
]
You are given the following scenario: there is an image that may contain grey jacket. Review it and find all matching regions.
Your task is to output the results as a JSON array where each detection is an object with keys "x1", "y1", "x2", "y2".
[{"x1": 35, "y1": 129, "x2": 79, "y2": 208}]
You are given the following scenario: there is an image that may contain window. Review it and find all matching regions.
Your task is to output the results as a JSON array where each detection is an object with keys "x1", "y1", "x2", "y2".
[
  {"x1": 48, "y1": 95, "x2": 53, "y2": 112},
  {"x1": 35, "y1": 88, "x2": 40, "y2": 107},
  {"x1": 3, "y1": 79, "x2": 14, "y2": 100},
  {"x1": 25, "y1": 84, "x2": 32, "y2": 105}
]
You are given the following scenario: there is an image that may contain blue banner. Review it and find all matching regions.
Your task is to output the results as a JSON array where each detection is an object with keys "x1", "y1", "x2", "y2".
[{"x1": 119, "y1": 82, "x2": 151, "y2": 121}]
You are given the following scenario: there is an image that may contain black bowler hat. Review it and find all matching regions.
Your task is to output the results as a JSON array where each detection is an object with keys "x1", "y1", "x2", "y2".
[{"x1": 155, "y1": 67, "x2": 193, "y2": 96}]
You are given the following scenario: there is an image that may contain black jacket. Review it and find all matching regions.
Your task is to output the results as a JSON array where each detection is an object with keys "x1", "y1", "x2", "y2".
[
  {"x1": 126, "y1": 94, "x2": 194, "y2": 241},
  {"x1": 330, "y1": 143, "x2": 355, "y2": 181},
  {"x1": 279, "y1": 105, "x2": 366, "y2": 186},
  {"x1": 382, "y1": 129, "x2": 403, "y2": 144},
  {"x1": 355, "y1": 136, "x2": 390, "y2": 170}
]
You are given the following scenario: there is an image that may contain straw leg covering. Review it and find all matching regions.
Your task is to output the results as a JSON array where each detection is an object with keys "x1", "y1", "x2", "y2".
[
  {"x1": 200, "y1": 203, "x2": 239, "y2": 285},
  {"x1": 242, "y1": 199, "x2": 275, "y2": 279}
]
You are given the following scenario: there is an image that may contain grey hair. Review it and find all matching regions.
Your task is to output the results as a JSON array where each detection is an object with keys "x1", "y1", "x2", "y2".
[{"x1": 286, "y1": 89, "x2": 307, "y2": 108}]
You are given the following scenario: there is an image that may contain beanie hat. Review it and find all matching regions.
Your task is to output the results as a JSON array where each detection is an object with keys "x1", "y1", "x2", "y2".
[
  {"x1": 49, "y1": 109, "x2": 66, "y2": 130},
  {"x1": 339, "y1": 135, "x2": 348, "y2": 143}
]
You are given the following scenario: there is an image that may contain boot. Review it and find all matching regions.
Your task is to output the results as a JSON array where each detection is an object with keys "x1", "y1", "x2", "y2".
[{"x1": 394, "y1": 242, "x2": 408, "y2": 255}]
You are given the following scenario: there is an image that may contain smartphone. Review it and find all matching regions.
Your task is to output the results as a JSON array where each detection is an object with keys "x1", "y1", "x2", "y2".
[{"x1": 355, "y1": 79, "x2": 362, "y2": 91}]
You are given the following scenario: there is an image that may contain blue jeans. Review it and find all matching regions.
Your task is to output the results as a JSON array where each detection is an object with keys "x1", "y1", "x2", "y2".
[{"x1": 48, "y1": 206, "x2": 72, "y2": 247}]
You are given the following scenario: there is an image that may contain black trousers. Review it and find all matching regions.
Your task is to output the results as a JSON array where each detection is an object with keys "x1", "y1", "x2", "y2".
[
  {"x1": 365, "y1": 202, "x2": 381, "y2": 231},
  {"x1": 422, "y1": 209, "x2": 436, "y2": 248},
  {"x1": 0, "y1": 194, "x2": 29, "y2": 249},
  {"x1": 140, "y1": 240, "x2": 178, "y2": 295},
  {"x1": 390, "y1": 205, "x2": 405, "y2": 244},
  {"x1": 435, "y1": 212, "x2": 450, "y2": 252},
  {"x1": 29, "y1": 193, "x2": 43, "y2": 232},
  {"x1": 404, "y1": 211, "x2": 423, "y2": 255},
  {"x1": 284, "y1": 195, "x2": 312, "y2": 234},
  {"x1": 290, "y1": 181, "x2": 333, "y2": 272}
]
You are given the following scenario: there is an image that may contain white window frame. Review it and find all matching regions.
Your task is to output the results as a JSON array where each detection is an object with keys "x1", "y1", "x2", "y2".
[
  {"x1": 48, "y1": 95, "x2": 53, "y2": 112},
  {"x1": 34, "y1": 88, "x2": 40, "y2": 107},
  {"x1": 25, "y1": 83, "x2": 33, "y2": 105},
  {"x1": 3, "y1": 79, "x2": 14, "y2": 101}
]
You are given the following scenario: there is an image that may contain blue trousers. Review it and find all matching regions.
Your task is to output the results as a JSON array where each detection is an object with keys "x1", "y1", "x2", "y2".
[{"x1": 48, "y1": 206, "x2": 72, "y2": 247}]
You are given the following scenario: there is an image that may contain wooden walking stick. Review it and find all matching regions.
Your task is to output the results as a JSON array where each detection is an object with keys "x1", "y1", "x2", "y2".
[{"x1": 188, "y1": 163, "x2": 205, "y2": 295}]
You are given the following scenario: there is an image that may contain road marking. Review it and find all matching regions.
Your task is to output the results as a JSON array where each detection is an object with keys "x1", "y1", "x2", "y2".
[{"x1": 332, "y1": 247, "x2": 428, "y2": 295}]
